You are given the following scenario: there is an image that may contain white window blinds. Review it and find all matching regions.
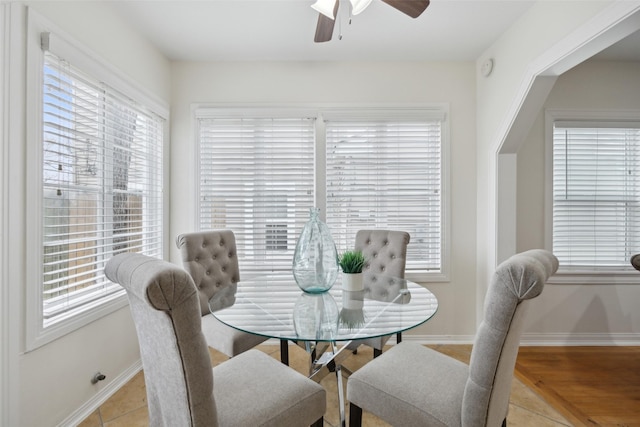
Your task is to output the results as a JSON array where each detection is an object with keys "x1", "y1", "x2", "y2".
[
  {"x1": 325, "y1": 115, "x2": 443, "y2": 272},
  {"x1": 552, "y1": 122, "x2": 640, "y2": 271},
  {"x1": 42, "y1": 50, "x2": 164, "y2": 325},
  {"x1": 198, "y1": 116, "x2": 315, "y2": 273}
]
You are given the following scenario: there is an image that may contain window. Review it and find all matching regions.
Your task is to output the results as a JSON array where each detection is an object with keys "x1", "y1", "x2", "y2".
[
  {"x1": 197, "y1": 107, "x2": 448, "y2": 280},
  {"x1": 197, "y1": 113, "x2": 315, "y2": 273},
  {"x1": 325, "y1": 114, "x2": 443, "y2": 272},
  {"x1": 27, "y1": 26, "x2": 165, "y2": 348},
  {"x1": 551, "y1": 115, "x2": 640, "y2": 276}
]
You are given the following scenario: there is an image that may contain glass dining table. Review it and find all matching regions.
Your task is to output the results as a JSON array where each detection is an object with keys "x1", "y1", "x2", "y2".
[{"x1": 208, "y1": 271, "x2": 438, "y2": 426}]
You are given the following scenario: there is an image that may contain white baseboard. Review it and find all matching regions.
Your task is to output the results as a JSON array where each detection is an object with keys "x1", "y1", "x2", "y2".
[
  {"x1": 519, "y1": 332, "x2": 640, "y2": 346},
  {"x1": 404, "y1": 333, "x2": 640, "y2": 346},
  {"x1": 267, "y1": 335, "x2": 478, "y2": 347},
  {"x1": 398, "y1": 333, "x2": 640, "y2": 346},
  {"x1": 58, "y1": 359, "x2": 142, "y2": 427},
  {"x1": 399, "y1": 335, "x2": 476, "y2": 345},
  {"x1": 269, "y1": 332, "x2": 640, "y2": 347}
]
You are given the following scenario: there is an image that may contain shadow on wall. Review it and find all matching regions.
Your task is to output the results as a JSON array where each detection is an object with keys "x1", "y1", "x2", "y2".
[
  {"x1": 574, "y1": 295, "x2": 613, "y2": 335},
  {"x1": 528, "y1": 285, "x2": 636, "y2": 341}
]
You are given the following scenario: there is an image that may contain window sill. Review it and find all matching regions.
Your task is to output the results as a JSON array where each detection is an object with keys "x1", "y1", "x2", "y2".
[
  {"x1": 547, "y1": 270, "x2": 640, "y2": 285},
  {"x1": 26, "y1": 292, "x2": 128, "y2": 352}
]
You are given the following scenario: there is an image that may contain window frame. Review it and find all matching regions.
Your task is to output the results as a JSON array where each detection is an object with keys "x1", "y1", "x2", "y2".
[
  {"x1": 25, "y1": 11, "x2": 169, "y2": 350},
  {"x1": 545, "y1": 108, "x2": 640, "y2": 285},
  {"x1": 195, "y1": 105, "x2": 450, "y2": 283}
]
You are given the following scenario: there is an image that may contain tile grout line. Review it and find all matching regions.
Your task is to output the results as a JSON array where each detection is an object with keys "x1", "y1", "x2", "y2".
[{"x1": 510, "y1": 403, "x2": 573, "y2": 427}]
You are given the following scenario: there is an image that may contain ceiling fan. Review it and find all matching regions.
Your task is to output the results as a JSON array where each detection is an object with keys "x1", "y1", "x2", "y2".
[{"x1": 312, "y1": 0, "x2": 430, "y2": 43}]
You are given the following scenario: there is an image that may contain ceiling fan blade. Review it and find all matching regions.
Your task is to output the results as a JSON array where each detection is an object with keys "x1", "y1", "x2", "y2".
[
  {"x1": 314, "y1": 0, "x2": 339, "y2": 43},
  {"x1": 314, "y1": 14, "x2": 335, "y2": 42},
  {"x1": 380, "y1": 0, "x2": 430, "y2": 18}
]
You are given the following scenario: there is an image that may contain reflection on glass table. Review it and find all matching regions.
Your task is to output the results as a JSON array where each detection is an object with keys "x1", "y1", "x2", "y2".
[
  {"x1": 208, "y1": 271, "x2": 438, "y2": 427},
  {"x1": 293, "y1": 292, "x2": 339, "y2": 340}
]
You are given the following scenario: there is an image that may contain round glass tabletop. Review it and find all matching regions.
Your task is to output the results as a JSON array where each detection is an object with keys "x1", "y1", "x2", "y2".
[{"x1": 208, "y1": 272, "x2": 438, "y2": 343}]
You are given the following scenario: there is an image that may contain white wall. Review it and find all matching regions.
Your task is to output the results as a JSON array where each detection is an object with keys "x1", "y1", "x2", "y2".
[
  {"x1": 475, "y1": 0, "x2": 639, "y2": 328},
  {"x1": 2, "y1": 2, "x2": 171, "y2": 426},
  {"x1": 517, "y1": 60, "x2": 640, "y2": 343},
  {"x1": 25, "y1": 1, "x2": 171, "y2": 101},
  {"x1": 1, "y1": 5, "x2": 11, "y2": 426},
  {"x1": 170, "y1": 61, "x2": 479, "y2": 340}
]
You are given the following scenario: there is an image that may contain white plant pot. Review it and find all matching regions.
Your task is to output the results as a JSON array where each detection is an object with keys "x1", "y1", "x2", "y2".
[
  {"x1": 342, "y1": 272, "x2": 363, "y2": 291},
  {"x1": 342, "y1": 289, "x2": 364, "y2": 309}
]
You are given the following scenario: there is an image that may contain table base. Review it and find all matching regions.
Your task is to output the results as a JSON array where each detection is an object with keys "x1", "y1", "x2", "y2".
[{"x1": 281, "y1": 339, "x2": 357, "y2": 427}]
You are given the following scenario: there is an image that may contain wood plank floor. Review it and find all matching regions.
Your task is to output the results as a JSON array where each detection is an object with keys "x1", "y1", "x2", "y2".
[{"x1": 515, "y1": 346, "x2": 640, "y2": 427}]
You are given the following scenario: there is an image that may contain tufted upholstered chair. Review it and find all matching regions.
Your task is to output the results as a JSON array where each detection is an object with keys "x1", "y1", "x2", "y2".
[
  {"x1": 347, "y1": 249, "x2": 558, "y2": 427},
  {"x1": 176, "y1": 230, "x2": 268, "y2": 358},
  {"x1": 105, "y1": 253, "x2": 326, "y2": 427},
  {"x1": 346, "y1": 229, "x2": 410, "y2": 358}
]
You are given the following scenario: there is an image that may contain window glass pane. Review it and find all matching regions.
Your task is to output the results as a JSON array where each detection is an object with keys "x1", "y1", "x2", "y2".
[
  {"x1": 325, "y1": 118, "x2": 442, "y2": 272},
  {"x1": 552, "y1": 124, "x2": 640, "y2": 270},
  {"x1": 198, "y1": 117, "x2": 315, "y2": 273},
  {"x1": 42, "y1": 51, "x2": 164, "y2": 325}
]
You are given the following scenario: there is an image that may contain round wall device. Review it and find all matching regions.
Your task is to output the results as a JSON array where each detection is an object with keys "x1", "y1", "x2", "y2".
[{"x1": 481, "y1": 58, "x2": 494, "y2": 77}]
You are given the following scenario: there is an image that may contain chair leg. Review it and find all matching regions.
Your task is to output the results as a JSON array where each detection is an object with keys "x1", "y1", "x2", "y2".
[
  {"x1": 349, "y1": 402, "x2": 363, "y2": 427},
  {"x1": 396, "y1": 332, "x2": 402, "y2": 343},
  {"x1": 373, "y1": 348, "x2": 382, "y2": 358},
  {"x1": 311, "y1": 416, "x2": 323, "y2": 427},
  {"x1": 502, "y1": 418, "x2": 507, "y2": 427},
  {"x1": 280, "y1": 339, "x2": 289, "y2": 365}
]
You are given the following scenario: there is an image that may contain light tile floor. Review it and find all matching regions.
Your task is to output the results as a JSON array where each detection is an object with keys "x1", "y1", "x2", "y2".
[{"x1": 78, "y1": 344, "x2": 571, "y2": 427}]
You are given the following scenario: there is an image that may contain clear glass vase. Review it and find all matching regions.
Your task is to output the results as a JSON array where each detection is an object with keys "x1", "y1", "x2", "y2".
[{"x1": 292, "y1": 207, "x2": 339, "y2": 293}]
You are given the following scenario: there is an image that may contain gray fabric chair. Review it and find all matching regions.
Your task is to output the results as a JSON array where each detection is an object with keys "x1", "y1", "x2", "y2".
[
  {"x1": 105, "y1": 253, "x2": 326, "y2": 427},
  {"x1": 176, "y1": 230, "x2": 268, "y2": 358},
  {"x1": 347, "y1": 229, "x2": 410, "y2": 357},
  {"x1": 347, "y1": 249, "x2": 558, "y2": 427}
]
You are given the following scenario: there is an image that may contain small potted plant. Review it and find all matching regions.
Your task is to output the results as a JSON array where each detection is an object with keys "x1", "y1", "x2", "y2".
[{"x1": 339, "y1": 250, "x2": 366, "y2": 291}]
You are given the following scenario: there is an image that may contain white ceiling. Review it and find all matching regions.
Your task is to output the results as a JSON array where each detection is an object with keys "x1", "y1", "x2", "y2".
[
  {"x1": 111, "y1": 0, "x2": 640, "y2": 63},
  {"x1": 111, "y1": 0, "x2": 535, "y2": 61}
]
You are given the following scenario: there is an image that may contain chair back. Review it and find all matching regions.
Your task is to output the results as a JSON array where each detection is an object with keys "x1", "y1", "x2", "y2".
[
  {"x1": 176, "y1": 230, "x2": 240, "y2": 316},
  {"x1": 462, "y1": 249, "x2": 558, "y2": 426},
  {"x1": 354, "y1": 230, "x2": 410, "y2": 278},
  {"x1": 105, "y1": 253, "x2": 217, "y2": 427}
]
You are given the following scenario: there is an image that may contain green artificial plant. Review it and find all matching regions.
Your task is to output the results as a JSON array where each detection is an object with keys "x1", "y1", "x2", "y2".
[{"x1": 339, "y1": 250, "x2": 366, "y2": 274}]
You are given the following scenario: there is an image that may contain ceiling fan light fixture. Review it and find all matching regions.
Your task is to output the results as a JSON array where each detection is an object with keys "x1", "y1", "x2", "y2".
[
  {"x1": 311, "y1": 0, "x2": 337, "y2": 20},
  {"x1": 350, "y1": 0, "x2": 373, "y2": 15}
]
